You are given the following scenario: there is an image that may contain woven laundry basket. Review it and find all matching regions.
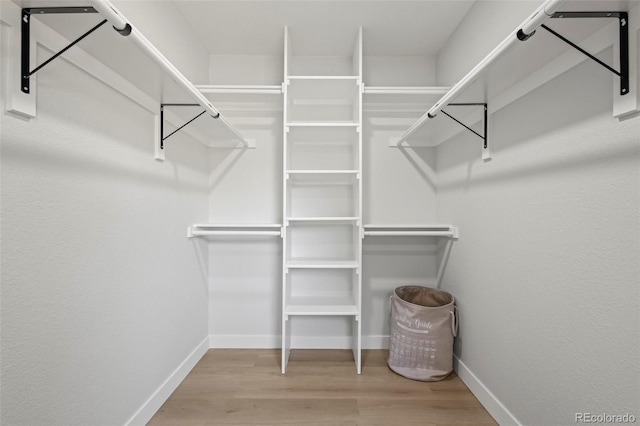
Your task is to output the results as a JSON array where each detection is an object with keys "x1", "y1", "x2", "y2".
[{"x1": 388, "y1": 286, "x2": 458, "y2": 381}]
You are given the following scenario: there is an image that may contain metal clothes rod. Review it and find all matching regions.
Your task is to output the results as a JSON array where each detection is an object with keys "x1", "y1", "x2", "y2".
[
  {"x1": 88, "y1": 0, "x2": 249, "y2": 147},
  {"x1": 190, "y1": 231, "x2": 282, "y2": 237},
  {"x1": 196, "y1": 85, "x2": 283, "y2": 95},
  {"x1": 363, "y1": 231, "x2": 456, "y2": 237},
  {"x1": 398, "y1": 0, "x2": 566, "y2": 144}
]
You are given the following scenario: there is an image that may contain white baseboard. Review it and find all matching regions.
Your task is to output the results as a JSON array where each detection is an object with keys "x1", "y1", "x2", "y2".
[
  {"x1": 362, "y1": 335, "x2": 389, "y2": 349},
  {"x1": 125, "y1": 336, "x2": 209, "y2": 426},
  {"x1": 209, "y1": 334, "x2": 390, "y2": 349},
  {"x1": 453, "y1": 355, "x2": 521, "y2": 426},
  {"x1": 210, "y1": 334, "x2": 280, "y2": 348}
]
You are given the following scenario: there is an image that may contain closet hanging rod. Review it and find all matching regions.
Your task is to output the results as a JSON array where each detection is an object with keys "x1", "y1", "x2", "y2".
[
  {"x1": 190, "y1": 230, "x2": 282, "y2": 237},
  {"x1": 364, "y1": 231, "x2": 456, "y2": 237},
  {"x1": 196, "y1": 85, "x2": 283, "y2": 95},
  {"x1": 398, "y1": 0, "x2": 566, "y2": 145},
  {"x1": 88, "y1": 0, "x2": 249, "y2": 147}
]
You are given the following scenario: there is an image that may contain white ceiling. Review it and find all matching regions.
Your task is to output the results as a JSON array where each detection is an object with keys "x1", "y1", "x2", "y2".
[{"x1": 171, "y1": 0, "x2": 476, "y2": 57}]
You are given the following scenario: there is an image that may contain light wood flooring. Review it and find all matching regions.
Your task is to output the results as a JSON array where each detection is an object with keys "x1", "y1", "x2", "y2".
[{"x1": 148, "y1": 349, "x2": 497, "y2": 425}]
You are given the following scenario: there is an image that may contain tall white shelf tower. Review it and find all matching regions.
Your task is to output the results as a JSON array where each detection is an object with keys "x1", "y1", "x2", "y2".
[{"x1": 281, "y1": 27, "x2": 363, "y2": 374}]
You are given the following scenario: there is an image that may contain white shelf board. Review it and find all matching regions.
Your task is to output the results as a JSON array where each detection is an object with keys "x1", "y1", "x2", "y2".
[
  {"x1": 363, "y1": 86, "x2": 451, "y2": 114},
  {"x1": 287, "y1": 121, "x2": 359, "y2": 127},
  {"x1": 363, "y1": 86, "x2": 450, "y2": 95},
  {"x1": 196, "y1": 85, "x2": 283, "y2": 94},
  {"x1": 288, "y1": 75, "x2": 360, "y2": 80},
  {"x1": 285, "y1": 260, "x2": 359, "y2": 269},
  {"x1": 285, "y1": 297, "x2": 358, "y2": 316},
  {"x1": 286, "y1": 217, "x2": 359, "y2": 224},
  {"x1": 286, "y1": 170, "x2": 359, "y2": 174},
  {"x1": 199, "y1": 90, "x2": 283, "y2": 114},
  {"x1": 287, "y1": 171, "x2": 359, "y2": 185}
]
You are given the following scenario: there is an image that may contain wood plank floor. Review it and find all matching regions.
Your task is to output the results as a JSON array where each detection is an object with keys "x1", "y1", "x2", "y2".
[{"x1": 148, "y1": 349, "x2": 497, "y2": 425}]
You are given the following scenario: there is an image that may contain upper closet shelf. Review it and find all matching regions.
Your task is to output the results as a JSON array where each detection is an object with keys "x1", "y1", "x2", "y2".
[
  {"x1": 397, "y1": 0, "x2": 635, "y2": 150},
  {"x1": 18, "y1": 0, "x2": 252, "y2": 157},
  {"x1": 363, "y1": 86, "x2": 449, "y2": 95},
  {"x1": 363, "y1": 86, "x2": 451, "y2": 114},
  {"x1": 196, "y1": 85, "x2": 283, "y2": 95}
]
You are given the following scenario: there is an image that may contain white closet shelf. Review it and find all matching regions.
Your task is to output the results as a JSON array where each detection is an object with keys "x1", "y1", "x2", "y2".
[
  {"x1": 188, "y1": 224, "x2": 283, "y2": 238},
  {"x1": 363, "y1": 224, "x2": 459, "y2": 239},
  {"x1": 83, "y1": 0, "x2": 251, "y2": 150},
  {"x1": 196, "y1": 85, "x2": 283, "y2": 95},
  {"x1": 287, "y1": 171, "x2": 359, "y2": 185},
  {"x1": 363, "y1": 86, "x2": 450, "y2": 95},
  {"x1": 286, "y1": 217, "x2": 359, "y2": 224},
  {"x1": 397, "y1": 0, "x2": 636, "y2": 147},
  {"x1": 285, "y1": 260, "x2": 359, "y2": 269},
  {"x1": 286, "y1": 169, "x2": 359, "y2": 175},
  {"x1": 288, "y1": 75, "x2": 360, "y2": 80},
  {"x1": 363, "y1": 86, "x2": 451, "y2": 113},
  {"x1": 285, "y1": 297, "x2": 358, "y2": 316},
  {"x1": 286, "y1": 122, "x2": 359, "y2": 127}
]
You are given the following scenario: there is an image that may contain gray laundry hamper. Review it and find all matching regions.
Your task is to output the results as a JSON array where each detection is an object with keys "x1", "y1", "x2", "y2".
[{"x1": 388, "y1": 286, "x2": 458, "y2": 381}]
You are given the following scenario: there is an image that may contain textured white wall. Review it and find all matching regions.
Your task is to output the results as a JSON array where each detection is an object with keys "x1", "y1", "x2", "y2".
[
  {"x1": 436, "y1": 42, "x2": 640, "y2": 426},
  {"x1": 0, "y1": 8, "x2": 210, "y2": 426},
  {"x1": 207, "y1": 106, "x2": 284, "y2": 346}
]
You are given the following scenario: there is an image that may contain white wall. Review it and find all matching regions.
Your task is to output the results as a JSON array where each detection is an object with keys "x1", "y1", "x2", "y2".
[
  {"x1": 207, "y1": 98, "x2": 283, "y2": 347},
  {"x1": 435, "y1": 2, "x2": 640, "y2": 424},
  {"x1": 0, "y1": 3, "x2": 210, "y2": 424}
]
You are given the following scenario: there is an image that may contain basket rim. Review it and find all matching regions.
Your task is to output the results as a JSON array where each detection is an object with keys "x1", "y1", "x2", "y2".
[{"x1": 392, "y1": 285, "x2": 455, "y2": 308}]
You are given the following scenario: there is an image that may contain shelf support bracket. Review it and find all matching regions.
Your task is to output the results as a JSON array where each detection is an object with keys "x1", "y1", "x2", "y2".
[
  {"x1": 21, "y1": 7, "x2": 108, "y2": 94},
  {"x1": 440, "y1": 103, "x2": 489, "y2": 155},
  {"x1": 160, "y1": 104, "x2": 219, "y2": 150},
  {"x1": 541, "y1": 12, "x2": 629, "y2": 96}
]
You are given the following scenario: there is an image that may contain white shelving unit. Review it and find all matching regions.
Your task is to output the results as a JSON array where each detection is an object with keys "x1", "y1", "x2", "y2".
[{"x1": 281, "y1": 26, "x2": 363, "y2": 374}]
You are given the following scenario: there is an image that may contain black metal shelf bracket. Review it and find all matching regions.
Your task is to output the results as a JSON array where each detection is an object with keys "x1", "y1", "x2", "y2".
[
  {"x1": 21, "y1": 7, "x2": 107, "y2": 94},
  {"x1": 440, "y1": 103, "x2": 488, "y2": 149},
  {"x1": 541, "y1": 11, "x2": 629, "y2": 96},
  {"x1": 160, "y1": 104, "x2": 219, "y2": 149}
]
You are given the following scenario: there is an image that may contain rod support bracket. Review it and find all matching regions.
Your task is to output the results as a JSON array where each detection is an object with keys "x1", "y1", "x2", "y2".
[
  {"x1": 544, "y1": 11, "x2": 629, "y2": 96},
  {"x1": 441, "y1": 103, "x2": 489, "y2": 151},
  {"x1": 159, "y1": 104, "x2": 205, "y2": 150},
  {"x1": 21, "y1": 7, "x2": 101, "y2": 94}
]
